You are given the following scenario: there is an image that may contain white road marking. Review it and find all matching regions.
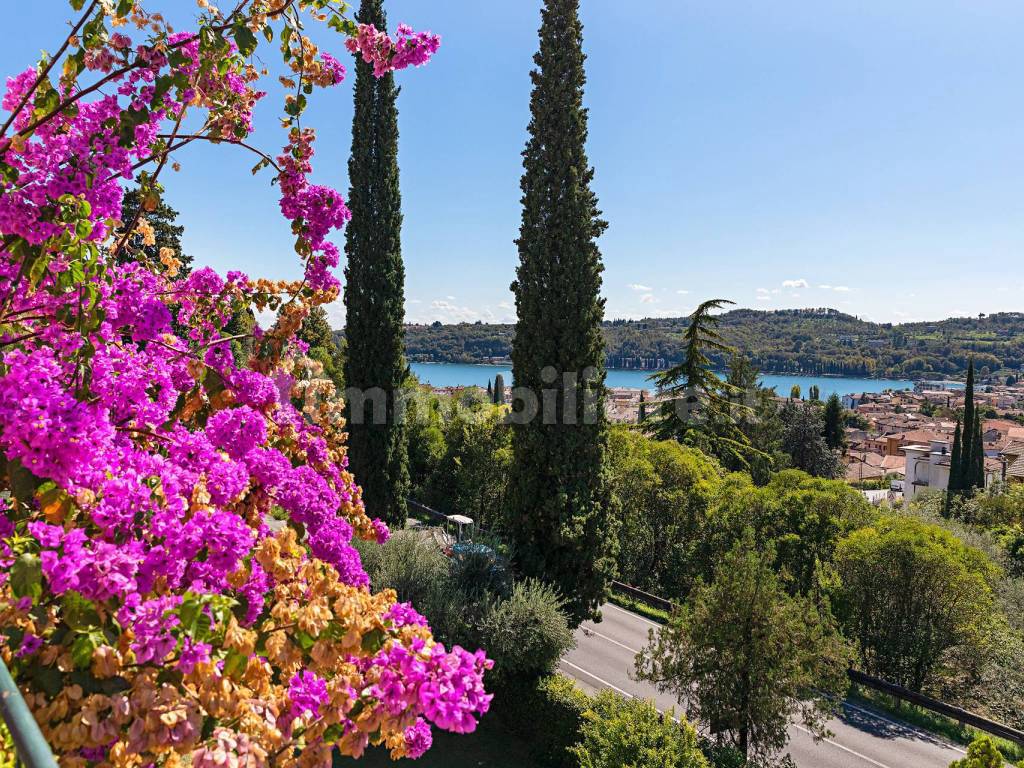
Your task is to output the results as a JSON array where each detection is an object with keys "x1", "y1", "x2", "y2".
[
  {"x1": 560, "y1": 659, "x2": 636, "y2": 700},
  {"x1": 560, "y1": 659, "x2": 680, "y2": 723},
  {"x1": 607, "y1": 601, "x2": 970, "y2": 760},
  {"x1": 840, "y1": 699, "x2": 967, "y2": 755},
  {"x1": 582, "y1": 626, "x2": 641, "y2": 655},
  {"x1": 793, "y1": 724, "x2": 894, "y2": 768}
]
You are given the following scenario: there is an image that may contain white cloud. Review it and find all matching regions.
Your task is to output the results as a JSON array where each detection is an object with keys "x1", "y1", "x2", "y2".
[
  {"x1": 408, "y1": 299, "x2": 422, "y2": 304},
  {"x1": 628, "y1": 283, "x2": 653, "y2": 292},
  {"x1": 782, "y1": 278, "x2": 809, "y2": 289},
  {"x1": 498, "y1": 301, "x2": 513, "y2": 310},
  {"x1": 756, "y1": 295, "x2": 772, "y2": 302},
  {"x1": 833, "y1": 285, "x2": 850, "y2": 292},
  {"x1": 770, "y1": 288, "x2": 781, "y2": 294},
  {"x1": 676, "y1": 289, "x2": 690, "y2": 295},
  {"x1": 640, "y1": 294, "x2": 657, "y2": 304},
  {"x1": 818, "y1": 284, "x2": 832, "y2": 290},
  {"x1": 756, "y1": 288, "x2": 770, "y2": 295}
]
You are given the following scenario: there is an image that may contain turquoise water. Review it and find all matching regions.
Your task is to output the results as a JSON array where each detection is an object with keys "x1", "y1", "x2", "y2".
[{"x1": 410, "y1": 362, "x2": 913, "y2": 398}]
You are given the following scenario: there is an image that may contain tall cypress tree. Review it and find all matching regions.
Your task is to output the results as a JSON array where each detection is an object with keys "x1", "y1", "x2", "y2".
[
  {"x1": 493, "y1": 373, "x2": 505, "y2": 405},
  {"x1": 343, "y1": 0, "x2": 409, "y2": 527},
  {"x1": 961, "y1": 359, "x2": 976, "y2": 485},
  {"x1": 949, "y1": 419, "x2": 963, "y2": 494},
  {"x1": 972, "y1": 413, "x2": 985, "y2": 490},
  {"x1": 506, "y1": 0, "x2": 615, "y2": 626}
]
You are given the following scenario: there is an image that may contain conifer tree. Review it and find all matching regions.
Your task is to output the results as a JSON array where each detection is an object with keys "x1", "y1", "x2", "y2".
[
  {"x1": 962, "y1": 360, "x2": 976, "y2": 484},
  {"x1": 487, "y1": 379, "x2": 493, "y2": 402},
  {"x1": 822, "y1": 393, "x2": 846, "y2": 451},
  {"x1": 342, "y1": 0, "x2": 409, "y2": 527},
  {"x1": 972, "y1": 413, "x2": 985, "y2": 491},
  {"x1": 493, "y1": 373, "x2": 506, "y2": 405},
  {"x1": 114, "y1": 187, "x2": 193, "y2": 276},
  {"x1": 638, "y1": 390, "x2": 647, "y2": 423},
  {"x1": 949, "y1": 419, "x2": 963, "y2": 494},
  {"x1": 650, "y1": 299, "x2": 759, "y2": 469},
  {"x1": 506, "y1": 0, "x2": 616, "y2": 626}
]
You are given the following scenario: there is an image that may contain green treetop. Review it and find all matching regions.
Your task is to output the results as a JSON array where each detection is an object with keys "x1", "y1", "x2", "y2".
[
  {"x1": 635, "y1": 531, "x2": 852, "y2": 764},
  {"x1": 649, "y1": 299, "x2": 759, "y2": 470}
]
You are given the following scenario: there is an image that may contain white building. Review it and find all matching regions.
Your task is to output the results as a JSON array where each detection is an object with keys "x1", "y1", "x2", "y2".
[
  {"x1": 903, "y1": 439, "x2": 1000, "y2": 502},
  {"x1": 902, "y1": 441, "x2": 952, "y2": 502}
]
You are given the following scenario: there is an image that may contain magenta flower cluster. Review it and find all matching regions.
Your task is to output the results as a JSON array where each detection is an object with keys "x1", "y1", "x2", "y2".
[
  {"x1": 346, "y1": 23, "x2": 442, "y2": 78},
  {"x1": 0, "y1": 6, "x2": 488, "y2": 764}
]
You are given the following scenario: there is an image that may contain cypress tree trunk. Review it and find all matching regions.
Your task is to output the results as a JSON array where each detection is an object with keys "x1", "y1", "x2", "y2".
[
  {"x1": 506, "y1": 0, "x2": 615, "y2": 626},
  {"x1": 343, "y1": 0, "x2": 409, "y2": 527}
]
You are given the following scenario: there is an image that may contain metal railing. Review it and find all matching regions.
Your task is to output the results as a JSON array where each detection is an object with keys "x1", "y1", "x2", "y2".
[
  {"x1": 0, "y1": 658, "x2": 57, "y2": 768},
  {"x1": 610, "y1": 581, "x2": 1024, "y2": 747},
  {"x1": 849, "y1": 669, "x2": 1024, "y2": 747},
  {"x1": 610, "y1": 580, "x2": 676, "y2": 614}
]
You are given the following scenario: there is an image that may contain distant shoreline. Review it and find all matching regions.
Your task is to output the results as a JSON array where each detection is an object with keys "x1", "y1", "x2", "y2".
[{"x1": 409, "y1": 359, "x2": 936, "y2": 383}]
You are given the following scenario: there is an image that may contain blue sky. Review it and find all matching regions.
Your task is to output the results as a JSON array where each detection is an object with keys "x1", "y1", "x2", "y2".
[{"x1": 5, "y1": 1, "x2": 1024, "y2": 325}]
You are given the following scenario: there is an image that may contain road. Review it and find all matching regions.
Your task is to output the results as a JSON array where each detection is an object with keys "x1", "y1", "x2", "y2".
[{"x1": 558, "y1": 602, "x2": 967, "y2": 768}]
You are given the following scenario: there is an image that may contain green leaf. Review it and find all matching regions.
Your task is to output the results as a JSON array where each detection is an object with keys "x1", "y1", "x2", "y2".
[
  {"x1": 223, "y1": 648, "x2": 248, "y2": 678},
  {"x1": 233, "y1": 23, "x2": 258, "y2": 58},
  {"x1": 11, "y1": 554, "x2": 42, "y2": 600},
  {"x1": 70, "y1": 631, "x2": 103, "y2": 670},
  {"x1": 70, "y1": 0, "x2": 86, "y2": 10},
  {"x1": 116, "y1": 0, "x2": 135, "y2": 17},
  {"x1": 294, "y1": 631, "x2": 316, "y2": 652},
  {"x1": 203, "y1": 367, "x2": 225, "y2": 398},
  {"x1": 360, "y1": 628, "x2": 386, "y2": 654},
  {"x1": 62, "y1": 592, "x2": 100, "y2": 631}
]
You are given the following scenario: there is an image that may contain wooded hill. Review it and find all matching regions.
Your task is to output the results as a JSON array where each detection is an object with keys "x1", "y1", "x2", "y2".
[{"x1": 336, "y1": 308, "x2": 1024, "y2": 379}]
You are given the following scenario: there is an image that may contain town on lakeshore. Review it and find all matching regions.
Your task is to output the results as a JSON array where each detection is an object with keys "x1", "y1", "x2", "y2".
[{"x1": 421, "y1": 368, "x2": 1024, "y2": 506}]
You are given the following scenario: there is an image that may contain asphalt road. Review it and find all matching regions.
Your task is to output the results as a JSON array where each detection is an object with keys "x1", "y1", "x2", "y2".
[{"x1": 558, "y1": 602, "x2": 967, "y2": 768}]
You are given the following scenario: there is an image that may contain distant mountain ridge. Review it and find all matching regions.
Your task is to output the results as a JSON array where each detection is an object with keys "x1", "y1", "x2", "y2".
[{"x1": 334, "y1": 308, "x2": 1024, "y2": 380}]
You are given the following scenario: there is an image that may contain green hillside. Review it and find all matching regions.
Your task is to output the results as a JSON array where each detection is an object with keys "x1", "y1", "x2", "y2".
[{"x1": 336, "y1": 309, "x2": 1024, "y2": 379}]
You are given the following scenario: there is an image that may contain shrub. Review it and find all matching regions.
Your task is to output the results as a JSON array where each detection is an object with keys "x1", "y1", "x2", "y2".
[
  {"x1": 570, "y1": 691, "x2": 709, "y2": 768},
  {"x1": 496, "y1": 674, "x2": 591, "y2": 768},
  {"x1": 475, "y1": 579, "x2": 576, "y2": 681},
  {"x1": 949, "y1": 735, "x2": 1005, "y2": 768}
]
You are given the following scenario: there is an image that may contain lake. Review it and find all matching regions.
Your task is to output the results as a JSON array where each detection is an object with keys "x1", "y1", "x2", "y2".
[{"x1": 410, "y1": 362, "x2": 914, "y2": 399}]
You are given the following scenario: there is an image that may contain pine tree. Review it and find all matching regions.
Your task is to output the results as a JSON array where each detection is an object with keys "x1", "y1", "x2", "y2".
[
  {"x1": 114, "y1": 187, "x2": 192, "y2": 276},
  {"x1": 493, "y1": 373, "x2": 506, "y2": 405},
  {"x1": 650, "y1": 299, "x2": 758, "y2": 469},
  {"x1": 506, "y1": 0, "x2": 616, "y2": 626},
  {"x1": 822, "y1": 393, "x2": 846, "y2": 451},
  {"x1": 342, "y1": 0, "x2": 409, "y2": 527}
]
